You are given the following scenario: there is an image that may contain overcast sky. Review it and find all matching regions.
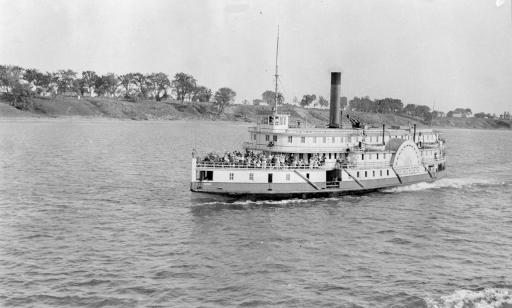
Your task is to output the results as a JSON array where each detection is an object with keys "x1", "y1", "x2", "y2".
[{"x1": 1, "y1": 0, "x2": 511, "y2": 113}]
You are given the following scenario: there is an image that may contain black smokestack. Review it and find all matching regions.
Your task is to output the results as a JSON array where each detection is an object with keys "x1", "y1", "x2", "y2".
[{"x1": 329, "y1": 72, "x2": 341, "y2": 128}]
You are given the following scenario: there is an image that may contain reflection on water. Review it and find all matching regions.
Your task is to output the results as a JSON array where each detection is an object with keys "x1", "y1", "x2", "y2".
[{"x1": 0, "y1": 120, "x2": 511, "y2": 307}]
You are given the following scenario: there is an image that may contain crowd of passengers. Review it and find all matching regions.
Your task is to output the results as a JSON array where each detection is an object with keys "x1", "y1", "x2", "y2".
[{"x1": 199, "y1": 150, "x2": 328, "y2": 168}]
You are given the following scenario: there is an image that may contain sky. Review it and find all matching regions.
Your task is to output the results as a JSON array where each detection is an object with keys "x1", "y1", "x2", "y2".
[{"x1": 1, "y1": 0, "x2": 511, "y2": 114}]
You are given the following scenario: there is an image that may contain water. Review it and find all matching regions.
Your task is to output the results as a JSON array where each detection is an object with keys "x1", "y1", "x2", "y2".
[{"x1": 0, "y1": 119, "x2": 511, "y2": 307}]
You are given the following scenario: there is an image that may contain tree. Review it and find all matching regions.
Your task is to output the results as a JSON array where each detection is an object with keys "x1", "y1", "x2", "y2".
[
  {"x1": 36, "y1": 72, "x2": 52, "y2": 95},
  {"x1": 349, "y1": 96, "x2": 372, "y2": 112},
  {"x1": 130, "y1": 73, "x2": 148, "y2": 98},
  {"x1": 317, "y1": 96, "x2": 328, "y2": 107},
  {"x1": 95, "y1": 73, "x2": 118, "y2": 97},
  {"x1": 118, "y1": 73, "x2": 133, "y2": 97},
  {"x1": 192, "y1": 85, "x2": 212, "y2": 102},
  {"x1": 403, "y1": 104, "x2": 417, "y2": 115},
  {"x1": 148, "y1": 72, "x2": 170, "y2": 101},
  {"x1": 172, "y1": 72, "x2": 196, "y2": 102},
  {"x1": 414, "y1": 105, "x2": 431, "y2": 118},
  {"x1": 5, "y1": 81, "x2": 34, "y2": 110},
  {"x1": 56, "y1": 69, "x2": 77, "y2": 94},
  {"x1": 81, "y1": 71, "x2": 99, "y2": 95},
  {"x1": 73, "y1": 78, "x2": 85, "y2": 96},
  {"x1": 372, "y1": 98, "x2": 403, "y2": 113},
  {"x1": 300, "y1": 94, "x2": 316, "y2": 107},
  {"x1": 24, "y1": 68, "x2": 44, "y2": 86},
  {"x1": 0, "y1": 65, "x2": 24, "y2": 92},
  {"x1": 262, "y1": 90, "x2": 284, "y2": 105},
  {"x1": 341, "y1": 96, "x2": 348, "y2": 109},
  {"x1": 214, "y1": 87, "x2": 236, "y2": 114},
  {"x1": 262, "y1": 90, "x2": 274, "y2": 105}
]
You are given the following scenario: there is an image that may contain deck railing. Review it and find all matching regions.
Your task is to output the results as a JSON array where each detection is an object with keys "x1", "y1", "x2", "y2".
[
  {"x1": 196, "y1": 161, "x2": 396, "y2": 170},
  {"x1": 195, "y1": 162, "x2": 324, "y2": 170},
  {"x1": 196, "y1": 158, "x2": 446, "y2": 171}
]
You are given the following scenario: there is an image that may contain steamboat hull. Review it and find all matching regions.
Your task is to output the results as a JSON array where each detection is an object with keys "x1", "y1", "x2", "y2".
[{"x1": 191, "y1": 169, "x2": 447, "y2": 200}]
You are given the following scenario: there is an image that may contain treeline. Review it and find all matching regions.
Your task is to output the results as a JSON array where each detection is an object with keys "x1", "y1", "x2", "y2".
[
  {"x1": 349, "y1": 96, "x2": 441, "y2": 122},
  {"x1": 252, "y1": 91, "x2": 330, "y2": 109},
  {"x1": 0, "y1": 65, "x2": 236, "y2": 113}
]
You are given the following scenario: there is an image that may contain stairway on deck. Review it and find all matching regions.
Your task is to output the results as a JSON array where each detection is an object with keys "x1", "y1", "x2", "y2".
[{"x1": 340, "y1": 111, "x2": 353, "y2": 128}]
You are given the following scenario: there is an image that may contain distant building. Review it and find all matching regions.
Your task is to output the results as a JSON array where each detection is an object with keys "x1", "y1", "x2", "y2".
[
  {"x1": 448, "y1": 108, "x2": 472, "y2": 118},
  {"x1": 500, "y1": 111, "x2": 511, "y2": 120},
  {"x1": 340, "y1": 96, "x2": 348, "y2": 110},
  {"x1": 432, "y1": 111, "x2": 446, "y2": 118}
]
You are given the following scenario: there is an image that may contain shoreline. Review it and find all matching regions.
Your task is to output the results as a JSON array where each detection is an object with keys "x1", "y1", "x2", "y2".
[
  {"x1": 1, "y1": 99, "x2": 510, "y2": 130},
  {"x1": 2, "y1": 116, "x2": 511, "y2": 132}
]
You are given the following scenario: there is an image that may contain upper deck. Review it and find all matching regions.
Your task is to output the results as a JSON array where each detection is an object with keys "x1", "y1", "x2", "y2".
[{"x1": 245, "y1": 113, "x2": 440, "y2": 153}]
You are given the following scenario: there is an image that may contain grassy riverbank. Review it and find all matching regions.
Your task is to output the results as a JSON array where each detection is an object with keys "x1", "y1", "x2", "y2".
[{"x1": 1, "y1": 97, "x2": 510, "y2": 129}]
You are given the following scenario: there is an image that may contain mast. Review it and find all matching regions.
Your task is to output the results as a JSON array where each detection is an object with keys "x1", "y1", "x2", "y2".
[{"x1": 274, "y1": 25, "x2": 280, "y2": 114}]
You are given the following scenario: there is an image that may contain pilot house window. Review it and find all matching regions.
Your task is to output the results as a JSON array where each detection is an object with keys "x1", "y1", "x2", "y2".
[
  {"x1": 229, "y1": 173, "x2": 234, "y2": 180},
  {"x1": 288, "y1": 136, "x2": 293, "y2": 143},
  {"x1": 265, "y1": 135, "x2": 270, "y2": 141},
  {"x1": 249, "y1": 173, "x2": 254, "y2": 181},
  {"x1": 273, "y1": 135, "x2": 277, "y2": 142},
  {"x1": 301, "y1": 136, "x2": 306, "y2": 143}
]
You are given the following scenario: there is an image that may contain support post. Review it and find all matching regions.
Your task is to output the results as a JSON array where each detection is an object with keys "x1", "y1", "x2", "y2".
[{"x1": 382, "y1": 124, "x2": 386, "y2": 145}]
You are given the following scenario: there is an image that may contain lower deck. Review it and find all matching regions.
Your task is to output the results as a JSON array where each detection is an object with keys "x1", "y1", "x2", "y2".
[{"x1": 191, "y1": 168, "x2": 447, "y2": 198}]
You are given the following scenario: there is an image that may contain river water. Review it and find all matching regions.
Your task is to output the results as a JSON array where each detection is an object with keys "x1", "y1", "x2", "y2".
[{"x1": 0, "y1": 119, "x2": 511, "y2": 307}]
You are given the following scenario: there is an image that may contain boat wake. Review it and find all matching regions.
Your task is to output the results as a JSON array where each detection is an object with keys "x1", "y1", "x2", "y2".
[
  {"x1": 192, "y1": 196, "x2": 342, "y2": 208},
  {"x1": 426, "y1": 288, "x2": 512, "y2": 308},
  {"x1": 381, "y1": 177, "x2": 506, "y2": 193}
]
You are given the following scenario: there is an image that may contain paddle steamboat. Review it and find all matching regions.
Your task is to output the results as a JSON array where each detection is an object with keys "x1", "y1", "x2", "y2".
[{"x1": 190, "y1": 71, "x2": 447, "y2": 199}]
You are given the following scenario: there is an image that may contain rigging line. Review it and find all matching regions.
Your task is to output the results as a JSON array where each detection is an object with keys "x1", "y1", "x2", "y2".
[{"x1": 274, "y1": 25, "x2": 280, "y2": 114}]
